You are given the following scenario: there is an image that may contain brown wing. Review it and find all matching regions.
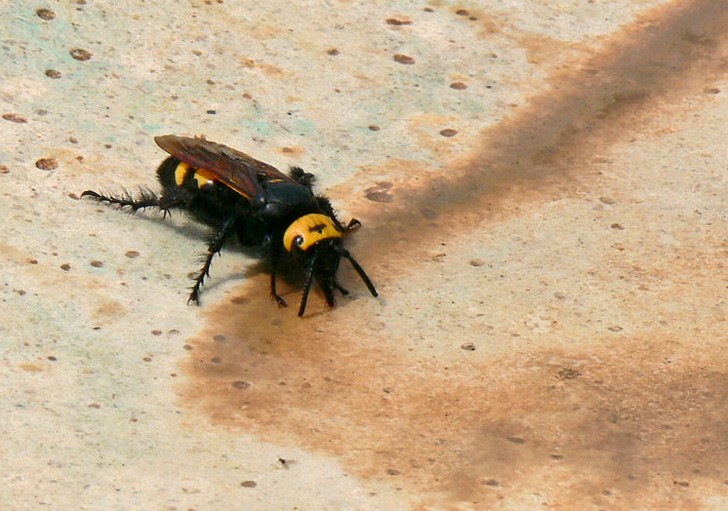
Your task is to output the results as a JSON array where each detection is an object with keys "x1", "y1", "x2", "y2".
[{"x1": 154, "y1": 135, "x2": 295, "y2": 202}]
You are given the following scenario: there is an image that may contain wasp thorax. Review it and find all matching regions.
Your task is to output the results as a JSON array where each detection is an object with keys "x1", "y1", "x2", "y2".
[{"x1": 283, "y1": 213, "x2": 342, "y2": 253}]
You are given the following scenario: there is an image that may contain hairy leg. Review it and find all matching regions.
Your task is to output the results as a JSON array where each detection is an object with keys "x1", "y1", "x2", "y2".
[{"x1": 188, "y1": 214, "x2": 237, "y2": 304}]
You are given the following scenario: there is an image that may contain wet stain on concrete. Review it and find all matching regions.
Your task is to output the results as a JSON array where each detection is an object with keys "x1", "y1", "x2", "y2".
[
  {"x1": 179, "y1": 0, "x2": 728, "y2": 507},
  {"x1": 181, "y1": 318, "x2": 728, "y2": 507}
]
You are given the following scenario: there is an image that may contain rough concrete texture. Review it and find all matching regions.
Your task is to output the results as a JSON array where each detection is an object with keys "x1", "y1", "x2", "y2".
[{"x1": 1, "y1": 0, "x2": 726, "y2": 509}]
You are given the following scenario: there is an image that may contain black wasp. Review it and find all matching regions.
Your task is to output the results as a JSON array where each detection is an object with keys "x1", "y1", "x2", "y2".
[{"x1": 82, "y1": 135, "x2": 378, "y2": 316}]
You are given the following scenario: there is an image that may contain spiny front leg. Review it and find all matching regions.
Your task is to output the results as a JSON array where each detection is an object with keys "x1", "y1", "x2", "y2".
[{"x1": 188, "y1": 215, "x2": 237, "y2": 305}]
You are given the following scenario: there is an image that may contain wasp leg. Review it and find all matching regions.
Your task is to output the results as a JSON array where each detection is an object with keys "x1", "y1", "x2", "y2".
[
  {"x1": 266, "y1": 242, "x2": 287, "y2": 307},
  {"x1": 188, "y1": 215, "x2": 237, "y2": 305},
  {"x1": 319, "y1": 282, "x2": 336, "y2": 309},
  {"x1": 270, "y1": 272, "x2": 287, "y2": 308},
  {"x1": 156, "y1": 193, "x2": 195, "y2": 218},
  {"x1": 81, "y1": 189, "x2": 161, "y2": 211},
  {"x1": 333, "y1": 283, "x2": 350, "y2": 296},
  {"x1": 81, "y1": 189, "x2": 189, "y2": 218}
]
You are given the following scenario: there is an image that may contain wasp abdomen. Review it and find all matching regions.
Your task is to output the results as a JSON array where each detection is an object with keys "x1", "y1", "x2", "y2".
[{"x1": 158, "y1": 157, "x2": 217, "y2": 191}]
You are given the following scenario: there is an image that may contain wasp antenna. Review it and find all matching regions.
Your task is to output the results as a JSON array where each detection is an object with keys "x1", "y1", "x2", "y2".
[
  {"x1": 337, "y1": 247, "x2": 378, "y2": 298},
  {"x1": 298, "y1": 251, "x2": 318, "y2": 317}
]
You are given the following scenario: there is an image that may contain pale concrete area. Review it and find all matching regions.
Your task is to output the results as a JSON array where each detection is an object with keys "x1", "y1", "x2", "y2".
[{"x1": 1, "y1": 1, "x2": 726, "y2": 509}]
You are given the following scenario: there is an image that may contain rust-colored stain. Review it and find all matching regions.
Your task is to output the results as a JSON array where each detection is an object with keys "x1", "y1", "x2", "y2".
[
  {"x1": 179, "y1": 0, "x2": 727, "y2": 507},
  {"x1": 182, "y1": 322, "x2": 728, "y2": 507},
  {"x1": 365, "y1": 0, "x2": 727, "y2": 254}
]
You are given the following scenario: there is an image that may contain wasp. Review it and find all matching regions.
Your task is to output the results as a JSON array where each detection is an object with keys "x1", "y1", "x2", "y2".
[{"x1": 81, "y1": 135, "x2": 378, "y2": 316}]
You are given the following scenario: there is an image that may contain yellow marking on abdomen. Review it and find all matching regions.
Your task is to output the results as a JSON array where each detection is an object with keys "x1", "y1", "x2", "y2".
[
  {"x1": 283, "y1": 213, "x2": 342, "y2": 252},
  {"x1": 174, "y1": 162, "x2": 191, "y2": 186},
  {"x1": 192, "y1": 168, "x2": 216, "y2": 188},
  {"x1": 174, "y1": 161, "x2": 216, "y2": 189}
]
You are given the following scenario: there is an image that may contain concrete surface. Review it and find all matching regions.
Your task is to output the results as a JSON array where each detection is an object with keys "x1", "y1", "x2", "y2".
[{"x1": 1, "y1": 0, "x2": 726, "y2": 509}]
